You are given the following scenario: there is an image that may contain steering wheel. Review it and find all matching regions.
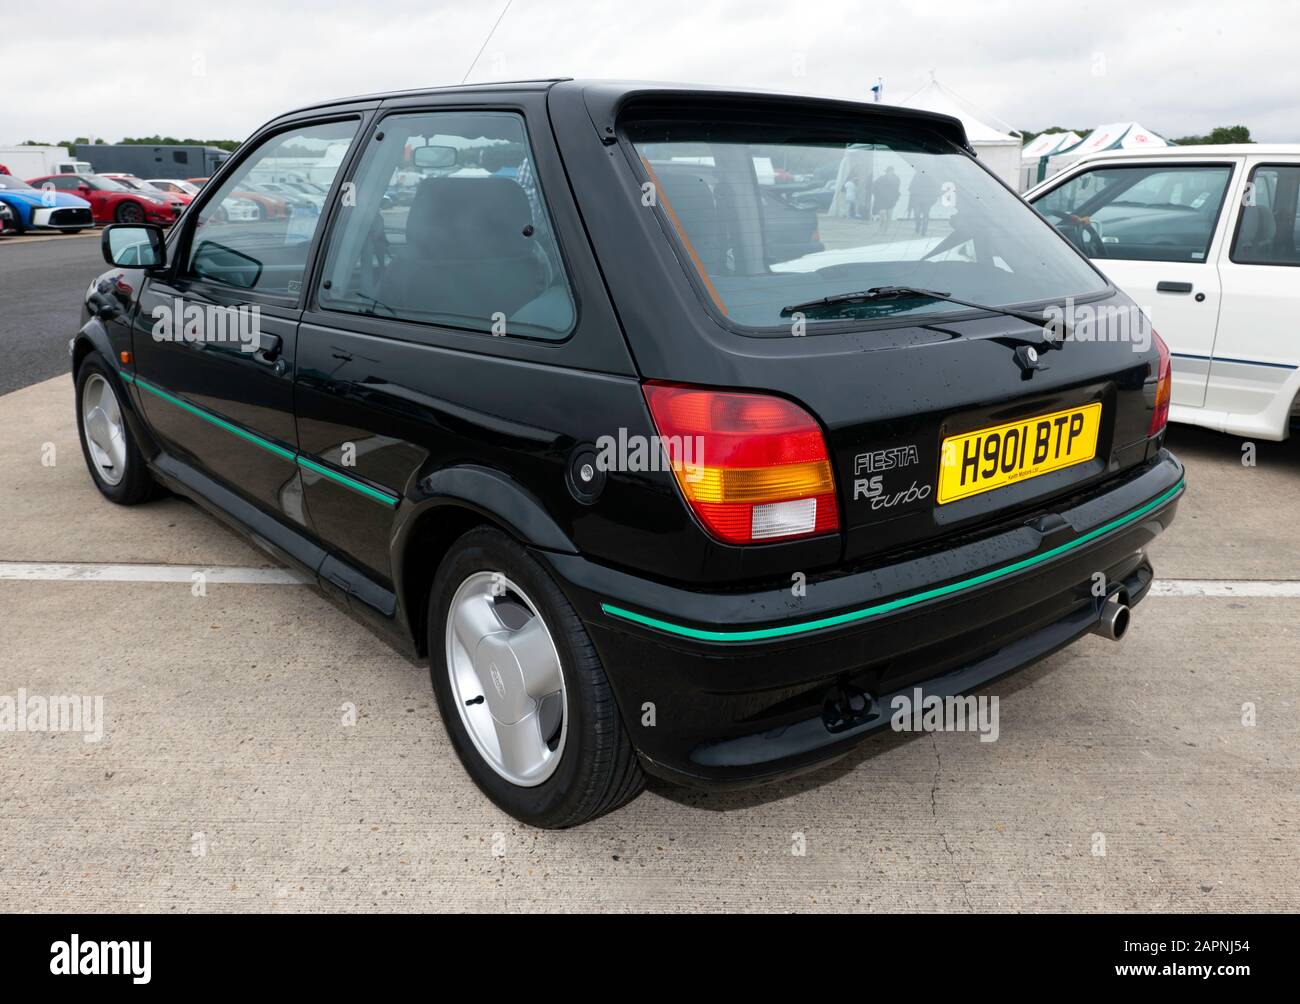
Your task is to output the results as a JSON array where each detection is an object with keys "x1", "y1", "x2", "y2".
[{"x1": 1042, "y1": 208, "x2": 1107, "y2": 258}]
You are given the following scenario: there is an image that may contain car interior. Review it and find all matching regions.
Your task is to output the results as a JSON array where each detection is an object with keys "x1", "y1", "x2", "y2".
[
  {"x1": 318, "y1": 113, "x2": 575, "y2": 338},
  {"x1": 1036, "y1": 165, "x2": 1233, "y2": 263},
  {"x1": 1233, "y1": 165, "x2": 1300, "y2": 264}
]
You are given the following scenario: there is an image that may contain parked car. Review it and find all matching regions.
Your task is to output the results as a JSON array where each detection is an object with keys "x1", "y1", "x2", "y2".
[
  {"x1": 101, "y1": 173, "x2": 195, "y2": 206},
  {"x1": 1027, "y1": 145, "x2": 1300, "y2": 440},
  {"x1": 214, "y1": 196, "x2": 262, "y2": 223},
  {"x1": 75, "y1": 81, "x2": 1182, "y2": 827},
  {"x1": 146, "y1": 178, "x2": 202, "y2": 198},
  {"x1": 0, "y1": 174, "x2": 93, "y2": 233},
  {"x1": 250, "y1": 180, "x2": 326, "y2": 210},
  {"x1": 27, "y1": 173, "x2": 181, "y2": 226}
]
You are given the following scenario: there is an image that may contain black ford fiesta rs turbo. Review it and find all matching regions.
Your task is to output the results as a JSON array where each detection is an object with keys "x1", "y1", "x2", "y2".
[{"x1": 74, "y1": 80, "x2": 1182, "y2": 827}]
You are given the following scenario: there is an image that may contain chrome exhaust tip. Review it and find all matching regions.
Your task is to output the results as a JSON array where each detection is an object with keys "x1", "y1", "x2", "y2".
[{"x1": 1092, "y1": 594, "x2": 1132, "y2": 641}]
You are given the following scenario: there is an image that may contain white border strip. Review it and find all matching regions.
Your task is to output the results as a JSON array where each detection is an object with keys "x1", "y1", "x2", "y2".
[
  {"x1": 0, "y1": 562, "x2": 306, "y2": 584},
  {"x1": 0, "y1": 564, "x2": 1297, "y2": 598},
  {"x1": 1148, "y1": 579, "x2": 1300, "y2": 598}
]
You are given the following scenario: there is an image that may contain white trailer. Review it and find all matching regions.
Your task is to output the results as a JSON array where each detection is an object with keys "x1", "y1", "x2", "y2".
[{"x1": 0, "y1": 146, "x2": 92, "y2": 180}]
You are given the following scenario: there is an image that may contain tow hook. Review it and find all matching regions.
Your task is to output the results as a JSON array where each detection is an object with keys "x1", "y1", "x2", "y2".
[{"x1": 823, "y1": 683, "x2": 877, "y2": 733}]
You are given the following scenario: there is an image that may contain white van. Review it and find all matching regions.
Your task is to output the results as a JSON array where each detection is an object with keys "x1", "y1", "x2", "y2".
[{"x1": 1026, "y1": 145, "x2": 1300, "y2": 440}]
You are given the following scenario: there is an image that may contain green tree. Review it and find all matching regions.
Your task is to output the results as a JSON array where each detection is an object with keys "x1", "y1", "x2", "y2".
[{"x1": 1171, "y1": 125, "x2": 1253, "y2": 145}]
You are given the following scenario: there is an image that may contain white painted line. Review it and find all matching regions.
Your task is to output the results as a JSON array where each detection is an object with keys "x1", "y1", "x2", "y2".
[
  {"x1": 0, "y1": 563, "x2": 1297, "y2": 599},
  {"x1": 1148, "y1": 579, "x2": 1300, "y2": 598},
  {"x1": 0, "y1": 562, "x2": 306, "y2": 584}
]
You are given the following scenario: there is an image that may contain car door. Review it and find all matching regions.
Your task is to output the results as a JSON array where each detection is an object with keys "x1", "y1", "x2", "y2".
[
  {"x1": 129, "y1": 115, "x2": 367, "y2": 541},
  {"x1": 292, "y1": 94, "x2": 624, "y2": 616},
  {"x1": 1031, "y1": 159, "x2": 1240, "y2": 408},
  {"x1": 76, "y1": 177, "x2": 117, "y2": 221},
  {"x1": 1207, "y1": 159, "x2": 1300, "y2": 437}
]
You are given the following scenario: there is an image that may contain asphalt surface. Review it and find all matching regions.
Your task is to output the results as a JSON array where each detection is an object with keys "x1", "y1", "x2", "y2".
[
  {"x1": 1, "y1": 238, "x2": 1297, "y2": 913},
  {"x1": 0, "y1": 233, "x2": 103, "y2": 396}
]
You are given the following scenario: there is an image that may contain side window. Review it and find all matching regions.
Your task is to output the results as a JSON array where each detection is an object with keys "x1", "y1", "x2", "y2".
[
  {"x1": 185, "y1": 120, "x2": 359, "y2": 295},
  {"x1": 1034, "y1": 169, "x2": 1125, "y2": 220},
  {"x1": 1035, "y1": 164, "x2": 1232, "y2": 263},
  {"x1": 317, "y1": 109, "x2": 575, "y2": 339},
  {"x1": 1232, "y1": 165, "x2": 1300, "y2": 265}
]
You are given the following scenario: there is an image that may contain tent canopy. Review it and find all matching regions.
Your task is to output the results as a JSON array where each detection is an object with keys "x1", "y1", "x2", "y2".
[
  {"x1": 1067, "y1": 121, "x2": 1169, "y2": 158},
  {"x1": 1021, "y1": 131, "x2": 1083, "y2": 160}
]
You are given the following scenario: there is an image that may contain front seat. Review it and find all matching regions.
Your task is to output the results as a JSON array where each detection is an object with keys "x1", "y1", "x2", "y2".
[{"x1": 380, "y1": 176, "x2": 544, "y2": 323}]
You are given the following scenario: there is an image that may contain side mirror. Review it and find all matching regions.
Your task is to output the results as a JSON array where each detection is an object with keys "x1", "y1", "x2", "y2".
[
  {"x1": 78, "y1": 186, "x2": 92, "y2": 196},
  {"x1": 412, "y1": 144, "x2": 457, "y2": 170},
  {"x1": 102, "y1": 224, "x2": 167, "y2": 269}
]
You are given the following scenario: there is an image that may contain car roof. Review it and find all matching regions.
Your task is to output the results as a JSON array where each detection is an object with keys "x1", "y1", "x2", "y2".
[
  {"x1": 276, "y1": 77, "x2": 567, "y2": 116},
  {"x1": 1072, "y1": 143, "x2": 1300, "y2": 161},
  {"x1": 272, "y1": 78, "x2": 971, "y2": 150}
]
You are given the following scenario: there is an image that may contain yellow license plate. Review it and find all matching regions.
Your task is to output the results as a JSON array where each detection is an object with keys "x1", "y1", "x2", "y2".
[{"x1": 938, "y1": 402, "x2": 1101, "y2": 504}]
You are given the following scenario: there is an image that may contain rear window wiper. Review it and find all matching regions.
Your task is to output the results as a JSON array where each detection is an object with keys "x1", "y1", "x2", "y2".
[{"x1": 780, "y1": 285, "x2": 1068, "y2": 344}]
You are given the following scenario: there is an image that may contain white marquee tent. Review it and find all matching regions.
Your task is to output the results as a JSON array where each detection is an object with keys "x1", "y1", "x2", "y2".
[{"x1": 900, "y1": 77, "x2": 1023, "y2": 189}]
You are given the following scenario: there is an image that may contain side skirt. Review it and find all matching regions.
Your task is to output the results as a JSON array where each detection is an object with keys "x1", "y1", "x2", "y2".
[{"x1": 147, "y1": 450, "x2": 420, "y2": 662}]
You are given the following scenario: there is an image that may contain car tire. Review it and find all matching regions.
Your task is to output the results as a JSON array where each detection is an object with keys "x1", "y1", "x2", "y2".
[
  {"x1": 428, "y1": 527, "x2": 645, "y2": 828},
  {"x1": 74, "y1": 355, "x2": 162, "y2": 505},
  {"x1": 115, "y1": 201, "x2": 145, "y2": 224}
]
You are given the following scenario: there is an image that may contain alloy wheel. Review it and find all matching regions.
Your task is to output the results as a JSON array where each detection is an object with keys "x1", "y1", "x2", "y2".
[{"x1": 445, "y1": 571, "x2": 567, "y2": 786}]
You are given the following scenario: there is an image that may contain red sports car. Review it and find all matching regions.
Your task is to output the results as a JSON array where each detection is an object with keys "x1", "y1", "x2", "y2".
[
  {"x1": 101, "y1": 173, "x2": 195, "y2": 207},
  {"x1": 26, "y1": 173, "x2": 183, "y2": 226}
]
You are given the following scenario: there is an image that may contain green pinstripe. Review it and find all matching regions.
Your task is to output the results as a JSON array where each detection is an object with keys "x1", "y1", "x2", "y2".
[
  {"x1": 600, "y1": 480, "x2": 1184, "y2": 644},
  {"x1": 120, "y1": 370, "x2": 399, "y2": 508}
]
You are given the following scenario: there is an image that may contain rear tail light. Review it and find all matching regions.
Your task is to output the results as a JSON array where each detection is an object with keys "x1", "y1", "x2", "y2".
[
  {"x1": 1149, "y1": 330, "x2": 1172, "y2": 436},
  {"x1": 642, "y1": 382, "x2": 840, "y2": 545}
]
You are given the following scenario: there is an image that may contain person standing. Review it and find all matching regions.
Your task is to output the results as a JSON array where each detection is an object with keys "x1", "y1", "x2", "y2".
[
  {"x1": 908, "y1": 170, "x2": 940, "y2": 236},
  {"x1": 842, "y1": 177, "x2": 859, "y2": 219},
  {"x1": 873, "y1": 166, "x2": 900, "y2": 229}
]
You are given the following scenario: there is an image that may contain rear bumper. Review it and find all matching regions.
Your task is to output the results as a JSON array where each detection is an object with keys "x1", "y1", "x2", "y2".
[{"x1": 541, "y1": 451, "x2": 1184, "y2": 789}]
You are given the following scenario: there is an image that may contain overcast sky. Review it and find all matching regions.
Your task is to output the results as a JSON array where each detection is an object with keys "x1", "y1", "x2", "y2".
[{"x1": 4, "y1": 0, "x2": 1296, "y2": 147}]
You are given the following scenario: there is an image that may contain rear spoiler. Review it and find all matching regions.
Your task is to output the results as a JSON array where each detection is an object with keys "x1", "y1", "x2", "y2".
[{"x1": 565, "y1": 80, "x2": 974, "y2": 155}]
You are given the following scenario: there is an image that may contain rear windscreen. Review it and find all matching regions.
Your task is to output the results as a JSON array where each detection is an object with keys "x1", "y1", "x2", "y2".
[{"x1": 625, "y1": 112, "x2": 1108, "y2": 331}]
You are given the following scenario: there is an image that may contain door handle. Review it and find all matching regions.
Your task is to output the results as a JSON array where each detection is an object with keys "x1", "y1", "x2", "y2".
[
  {"x1": 1156, "y1": 281, "x2": 1193, "y2": 294},
  {"x1": 253, "y1": 332, "x2": 282, "y2": 357},
  {"x1": 253, "y1": 333, "x2": 287, "y2": 374}
]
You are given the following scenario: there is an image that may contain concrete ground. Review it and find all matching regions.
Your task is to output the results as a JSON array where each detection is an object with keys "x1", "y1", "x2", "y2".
[{"x1": 1, "y1": 372, "x2": 1296, "y2": 913}]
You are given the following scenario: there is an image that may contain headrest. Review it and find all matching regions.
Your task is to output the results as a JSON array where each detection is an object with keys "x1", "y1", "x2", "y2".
[{"x1": 406, "y1": 175, "x2": 535, "y2": 260}]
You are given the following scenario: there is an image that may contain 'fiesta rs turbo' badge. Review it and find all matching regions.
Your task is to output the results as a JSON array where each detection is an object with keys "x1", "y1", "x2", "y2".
[{"x1": 853, "y1": 444, "x2": 932, "y2": 509}]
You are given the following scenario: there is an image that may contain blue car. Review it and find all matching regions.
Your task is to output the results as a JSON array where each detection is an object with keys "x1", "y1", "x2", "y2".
[{"x1": 0, "y1": 174, "x2": 94, "y2": 233}]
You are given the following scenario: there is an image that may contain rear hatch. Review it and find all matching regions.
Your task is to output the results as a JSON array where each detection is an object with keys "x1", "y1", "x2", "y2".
[{"x1": 562, "y1": 87, "x2": 1163, "y2": 564}]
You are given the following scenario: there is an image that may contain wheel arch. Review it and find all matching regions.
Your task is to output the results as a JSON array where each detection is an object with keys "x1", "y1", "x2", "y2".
[
  {"x1": 71, "y1": 324, "x2": 159, "y2": 457},
  {"x1": 394, "y1": 465, "x2": 579, "y2": 657}
]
